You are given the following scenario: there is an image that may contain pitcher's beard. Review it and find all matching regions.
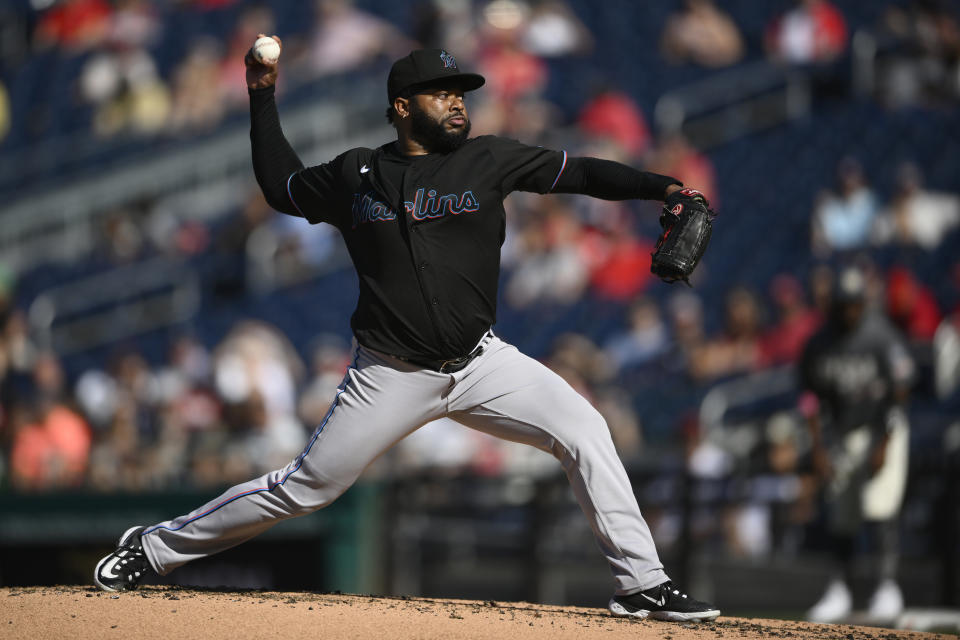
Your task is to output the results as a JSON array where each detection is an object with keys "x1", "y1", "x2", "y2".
[{"x1": 409, "y1": 108, "x2": 471, "y2": 154}]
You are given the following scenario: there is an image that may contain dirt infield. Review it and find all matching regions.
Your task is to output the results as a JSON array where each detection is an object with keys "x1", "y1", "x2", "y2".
[{"x1": 0, "y1": 586, "x2": 950, "y2": 640}]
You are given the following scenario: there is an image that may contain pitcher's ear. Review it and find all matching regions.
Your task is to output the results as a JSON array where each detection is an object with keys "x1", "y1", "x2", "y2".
[{"x1": 394, "y1": 96, "x2": 411, "y2": 119}]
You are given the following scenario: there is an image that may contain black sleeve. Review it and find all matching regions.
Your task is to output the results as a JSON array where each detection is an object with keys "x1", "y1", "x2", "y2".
[
  {"x1": 285, "y1": 156, "x2": 352, "y2": 225},
  {"x1": 249, "y1": 86, "x2": 304, "y2": 215},
  {"x1": 249, "y1": 86, "x2": 350, "y2": 225},
  {"x1": 552, "y1": 156, "x2": 681, "y2": 201},
  {"x1": 486, "y1": 136, "x2": 567, "y2": 194}
]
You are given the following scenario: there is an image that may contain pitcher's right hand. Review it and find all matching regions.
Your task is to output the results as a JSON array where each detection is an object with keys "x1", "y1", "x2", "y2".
[{"x1": 246, "y1": 34, "x2": 282, "y2": 90}]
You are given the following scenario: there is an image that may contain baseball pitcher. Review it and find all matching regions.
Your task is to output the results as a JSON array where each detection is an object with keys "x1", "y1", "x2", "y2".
[{"x1": 95, "y1": 39, "x2": 718, "y2": 622}]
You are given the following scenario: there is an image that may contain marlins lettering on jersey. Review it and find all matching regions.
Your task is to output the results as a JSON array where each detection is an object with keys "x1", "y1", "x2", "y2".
[
  {"x1": 351, "y1": 187, "x2": 480, "y2": 228},
  {"x1": 352, "y1": 191, "x2": 398, "y2": 227},
  {"x1": 406, "y1": 188, "x2": 479, "y2": 221}
]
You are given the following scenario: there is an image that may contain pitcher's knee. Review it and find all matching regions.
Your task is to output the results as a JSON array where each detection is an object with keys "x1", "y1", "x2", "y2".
[
  {"x1": 295, "y1": 492, "x2": 340, "y2": 516},
  {"x1": 298, "y1": 481, "x2": 352, "y2": 515},
  {"x1": 553, "y1": 405, "x2": 614, "y2": 458},
  {"x1": 271, "y1": 471, "x2": 352, "y2": 517}
]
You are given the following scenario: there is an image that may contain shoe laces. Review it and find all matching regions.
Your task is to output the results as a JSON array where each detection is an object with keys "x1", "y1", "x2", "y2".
[
  {"x1": 662, "y1": 582, "x2": 689, "y2": 599},
  {"x1": 115, "y1": 544, "x2": 148, "y2": 580}
]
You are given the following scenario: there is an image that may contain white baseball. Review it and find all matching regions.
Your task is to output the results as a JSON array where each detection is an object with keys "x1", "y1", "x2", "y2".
[{"x1": 253, "y1": 36, "x2": 280, "y2": 65}]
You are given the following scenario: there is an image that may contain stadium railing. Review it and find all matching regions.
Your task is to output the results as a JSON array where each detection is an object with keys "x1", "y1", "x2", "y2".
[
  {"x1": 0, "y1": 77, "x2": 388, "y2": 275},
  {"x1": 653, "y1": 61, "x2": 812, "y2": 149}
]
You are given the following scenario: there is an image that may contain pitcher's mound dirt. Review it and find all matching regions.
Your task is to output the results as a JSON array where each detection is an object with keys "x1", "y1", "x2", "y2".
[{"x1": 0, "y1": 586, "x2": 948, "y2": 639}]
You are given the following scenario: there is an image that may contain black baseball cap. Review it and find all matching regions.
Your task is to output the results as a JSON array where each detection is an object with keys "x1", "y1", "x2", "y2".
[{"x1": 387, "y1": 49, "x2": 485, "y2": 103}]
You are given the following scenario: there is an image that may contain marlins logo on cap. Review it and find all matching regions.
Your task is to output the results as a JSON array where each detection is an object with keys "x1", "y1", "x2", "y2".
[{"x1": 440, "y1": 50, "x2": 457, "y2": 69}]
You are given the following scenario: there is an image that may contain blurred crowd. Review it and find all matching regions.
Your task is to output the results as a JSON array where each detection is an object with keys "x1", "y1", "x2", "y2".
[
  {"x1": 3, "y1": 247, "x2": 959, "y2": 492},
  {"x1": 0, "y1": 2, "x2": 959, "y2": 585},
  {"x1": 813, "y1": 157, "x2": 960, "y2": 255},
  {"x1": 1, "y1": 0, "x2": 958, "y2": 147}
]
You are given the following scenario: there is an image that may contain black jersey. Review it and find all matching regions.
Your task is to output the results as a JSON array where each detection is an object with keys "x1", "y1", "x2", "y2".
[
  {"x1": 799, "y1": 312, "x2": 914, "y2": 436},
  {"x1": 284, "y1": 137, "x2": 566, "y2": 360},
  {"x1": 249, "y1": 86, "x2": 677, "y2": 361}
]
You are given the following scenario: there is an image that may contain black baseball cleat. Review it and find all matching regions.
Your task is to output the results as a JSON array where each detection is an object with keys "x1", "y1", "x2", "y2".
[
  {"x1": 609, "y1": 581, "x2": 720, "y2": 622},
  {"x1": 94, "y1": 526, "x2": 153, "y2": 592}
]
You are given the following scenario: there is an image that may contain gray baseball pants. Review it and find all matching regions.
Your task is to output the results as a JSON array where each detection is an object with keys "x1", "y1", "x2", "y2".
[{"x1": 140, "y1": 333, "x2": 668, "y2": 594}]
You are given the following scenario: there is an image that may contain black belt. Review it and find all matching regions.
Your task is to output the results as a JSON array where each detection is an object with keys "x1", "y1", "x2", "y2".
[{"x1": 395, "y1": 334, "x2": 490, "y2": 374}]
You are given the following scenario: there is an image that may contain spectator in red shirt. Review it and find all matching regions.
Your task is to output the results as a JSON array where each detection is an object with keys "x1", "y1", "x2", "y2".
[
  {"x1": 886, "y1": 266, "x2": 942, "y2": 342},
  {"x1": 646, "y1": 133, "x2": 717, "y2": 207},
  {"x1": 760, "y1": 274, "x2": 822, "y2": 366},
  {"x1": 588, "y1": 229, "x2": 655, "y2": 301},
  {"x1": 10, "y1": 353, "x2": 92, "y2": 490},
  {"x1": 478, "y1": 38, "x2": 548, "y2": 102},
  {"x1": 34, "y1": 0, "x2": 112, "y2": 52},
  {"x1": 578, "y1": 89, "x2": 651, "y2": 157},
  {"x1": 765, "y1": 0, "x2": 848, "y2": 64}
]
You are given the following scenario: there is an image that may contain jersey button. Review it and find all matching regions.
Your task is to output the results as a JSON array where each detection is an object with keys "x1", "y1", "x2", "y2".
[
  {"x1": 431, "y1": 297, "x2": 439, "y2": 305},
  {"x1": 420, "y1": 262, "x2": 428, "y2": 271}
]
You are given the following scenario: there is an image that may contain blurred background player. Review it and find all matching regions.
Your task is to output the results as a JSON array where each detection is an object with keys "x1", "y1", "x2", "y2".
[{"x1": 799, "y1": 267, "x2": 913, "y2": 624}]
